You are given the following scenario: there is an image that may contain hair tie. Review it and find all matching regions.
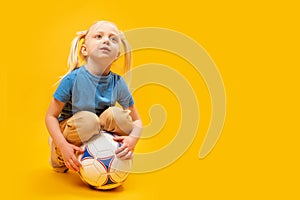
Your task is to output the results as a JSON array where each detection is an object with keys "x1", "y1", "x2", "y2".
[
  {"x1": 76, "y1": 30, "x2": 87, "y2": 37},
  {"x1": 119, "y1": 31, "x2": 126, "y2": 41}
]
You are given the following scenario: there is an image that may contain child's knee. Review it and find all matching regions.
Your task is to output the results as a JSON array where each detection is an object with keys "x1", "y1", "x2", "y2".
[
  {"x1": 99, "y1": 107, "x2": 133, "y2": 135},
  {"x1": 66, "y1": 111, "x2": 100, "y2": 143}
]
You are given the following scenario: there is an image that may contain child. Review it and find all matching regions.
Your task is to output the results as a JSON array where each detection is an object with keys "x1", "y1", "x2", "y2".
[{"x1": 45, "y1": 21, "x2": 143, "y2": 173}]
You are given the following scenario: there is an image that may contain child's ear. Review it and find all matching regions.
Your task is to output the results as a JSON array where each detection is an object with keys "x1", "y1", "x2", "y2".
[
  {"x1": 81, "y1": 44, "x2": 88, "y2": 56},
  {"x1": 116, "y1": 51, "x2": 121, "y2": 59}
]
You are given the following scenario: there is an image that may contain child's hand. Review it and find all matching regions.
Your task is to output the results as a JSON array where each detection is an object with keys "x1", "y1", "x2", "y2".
[
  {"x1": 113, "y1": 136, "x2": 139, "y2": 160},
  {"x1": 59, "y1": 142, "x2": 84, "y2": 172}
]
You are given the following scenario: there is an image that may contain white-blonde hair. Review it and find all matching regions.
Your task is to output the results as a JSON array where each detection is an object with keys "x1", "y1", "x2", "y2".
[{"x1": 64, "y1": 21, "x2": 131, "y2": 77}]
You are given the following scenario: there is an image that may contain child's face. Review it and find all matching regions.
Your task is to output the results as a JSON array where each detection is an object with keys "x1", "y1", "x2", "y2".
[{"x1": 82, "y1": 22, "x2": 121, "y2": 64}]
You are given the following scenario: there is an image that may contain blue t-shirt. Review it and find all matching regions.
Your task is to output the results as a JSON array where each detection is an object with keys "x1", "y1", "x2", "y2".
[{"x1": 53, "y1": 66, "x2": 134, "y2": 122}]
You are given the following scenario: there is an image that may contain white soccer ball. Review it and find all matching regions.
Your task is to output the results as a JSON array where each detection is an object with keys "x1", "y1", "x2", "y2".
[{"x1": 77, "y1": 131, "x2": 132, "y2": 190}]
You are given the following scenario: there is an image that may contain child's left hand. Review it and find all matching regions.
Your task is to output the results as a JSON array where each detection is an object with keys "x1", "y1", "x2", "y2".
[{"x1": 113, "y1": 135, "x2": 139, "y2": 160}]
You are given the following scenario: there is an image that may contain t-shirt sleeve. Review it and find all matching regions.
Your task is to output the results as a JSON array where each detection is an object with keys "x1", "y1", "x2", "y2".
[
  {"x1": 53, "y1": 75, "x2": 73, "y2": 103},
  {"x1": 116, "y1": 77, "x2": 134, "y2": 108}
]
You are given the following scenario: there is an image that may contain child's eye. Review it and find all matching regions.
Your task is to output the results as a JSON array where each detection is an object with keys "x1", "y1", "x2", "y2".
[
  {"x1": 95, "y1": 34, "x2": 102, "y2": 39},
  {"x1": 110, "y1": 36, "x2": 117, "y2": 42}
]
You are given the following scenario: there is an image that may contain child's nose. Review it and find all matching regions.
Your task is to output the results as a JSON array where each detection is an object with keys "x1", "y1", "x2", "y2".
[{"x1": 102, "y1": 36, "x2": 110, "y2": 44}]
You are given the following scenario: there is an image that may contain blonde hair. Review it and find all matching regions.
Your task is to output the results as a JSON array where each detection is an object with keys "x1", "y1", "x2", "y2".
[{"x1": 65, "y1": 21, "x2": 131, "y2": 76}]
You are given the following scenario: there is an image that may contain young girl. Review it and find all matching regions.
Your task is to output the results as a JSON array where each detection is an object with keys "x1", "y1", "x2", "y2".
[{"x1": 45, "y1": 21, "x2": 142, "y2": 173}]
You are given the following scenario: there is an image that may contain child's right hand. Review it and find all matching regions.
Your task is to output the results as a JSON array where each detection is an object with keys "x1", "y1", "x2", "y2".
[{"x1": 59, "y1": 142, "x2": 84, "y2": 172}]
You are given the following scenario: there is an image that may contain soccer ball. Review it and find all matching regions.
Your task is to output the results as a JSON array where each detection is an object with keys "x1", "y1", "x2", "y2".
[{"x1": 77, "y1": 131, "x2": 132, "y2": 190}]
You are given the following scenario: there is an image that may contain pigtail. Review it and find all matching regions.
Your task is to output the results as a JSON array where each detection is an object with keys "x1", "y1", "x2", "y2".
[
  {"x1": 119, "y1": 32, "x2": 131, "y2": 74},
  {"x1": 54, "y1": 31, "x2": 86, "y2": 85},
  {"x1": 67, "y1": 31, "x2": 87, "y2": 73}
]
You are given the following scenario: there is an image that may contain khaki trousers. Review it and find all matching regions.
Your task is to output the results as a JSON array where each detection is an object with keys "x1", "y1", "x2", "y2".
[{"x1": 49, "y1": 107, "x2": 133, "y2": 171}]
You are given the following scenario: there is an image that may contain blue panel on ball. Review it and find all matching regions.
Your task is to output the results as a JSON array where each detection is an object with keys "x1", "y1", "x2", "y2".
[
  {"x1": 98, "y1": 156, "x2": 114, "y2": 172},
  {"x1": 104, "y1": 175, "x2": 117, "y2": 185},
  {"x1": 81, "y1": 148, "x2": 93, "y2": 161},
  {"x1": 117, "y1": 141, "x2": 122, "y2": 147}
]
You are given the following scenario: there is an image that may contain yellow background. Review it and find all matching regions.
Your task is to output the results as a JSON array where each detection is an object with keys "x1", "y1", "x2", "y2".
[{"x1": 1, "y1": 0, "x2": 299, "y2": 199}]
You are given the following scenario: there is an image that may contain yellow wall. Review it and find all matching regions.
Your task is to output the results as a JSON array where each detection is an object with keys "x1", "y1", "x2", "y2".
[{"x1": 1, "y1": 0, "x2": 299, "y2": 199}]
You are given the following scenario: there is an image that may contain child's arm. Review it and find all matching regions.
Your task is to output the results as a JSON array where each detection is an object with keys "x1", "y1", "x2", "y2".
[
  {"x1": 114, "y1": 105, "x2": 143, "y2": 160},
  {"x1": 45, "y1": 98, "x2": 83, "y2": 171}
]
